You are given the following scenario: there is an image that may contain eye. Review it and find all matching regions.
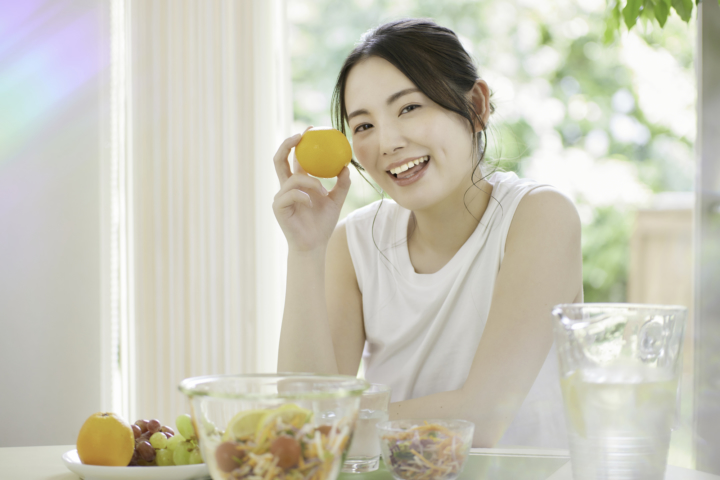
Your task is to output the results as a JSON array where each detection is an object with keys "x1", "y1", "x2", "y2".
[
  {"x1": 400, "y1": 104, "x2": 420, "y2": 115},
  {"x1": 354, "y1": 123, "x2": 372, "y2": 134}
]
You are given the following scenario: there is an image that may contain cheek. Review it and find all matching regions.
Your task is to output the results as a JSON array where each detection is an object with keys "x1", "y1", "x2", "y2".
[
  {"x1": 410, "y1": 111, "x2": 453, "y2": 153},
  {"x1": 352, "y1": 138, "x2": 375, "y2": 170}
]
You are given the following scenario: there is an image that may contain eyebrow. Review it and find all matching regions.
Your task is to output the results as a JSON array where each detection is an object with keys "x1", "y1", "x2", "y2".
[{"x1": 347, "y1": 87, "x2": 421, "y2": 122}]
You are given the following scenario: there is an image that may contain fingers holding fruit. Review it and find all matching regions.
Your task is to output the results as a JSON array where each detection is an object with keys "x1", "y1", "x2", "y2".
[
  {"x1": 271, "y1": 131, "x2": 354, "y2": 253},
  {"x1": 274, "y1": 189, "x2": 314, "y2": 213},
  {"x1": 328, "y1": 165, "x2": 352, "y2": 204},
  {"x1": 273, "y1": 131, "x2": 306, "y2": 184},
  {"x1": 272, "y1": 171, "x2": 349, "y2": 252},
  {"x1": 273, "y1": 174, "x2": 329, "y2": 210}
]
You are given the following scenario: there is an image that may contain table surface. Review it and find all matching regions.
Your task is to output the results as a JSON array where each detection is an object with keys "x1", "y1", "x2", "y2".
[{"x1": 1, "y1": 445, "x2": 719, "y2": 480}]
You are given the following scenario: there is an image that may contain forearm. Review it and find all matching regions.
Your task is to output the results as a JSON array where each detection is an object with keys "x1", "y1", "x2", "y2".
[
  {"x1": 389, "y1": 388, "x2": 507, "y2": 447},
  {"x1": 277, "y1": 249, "x2": 339, "y2": 374}
]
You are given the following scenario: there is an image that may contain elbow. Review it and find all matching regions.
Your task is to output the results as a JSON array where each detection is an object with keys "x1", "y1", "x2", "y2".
[
  {"x1": 467, "y1": 417, "x2": 507, "y2": 448},
  {"x1": 457, "y1": 392, "x2": 514, "y2": 448}
]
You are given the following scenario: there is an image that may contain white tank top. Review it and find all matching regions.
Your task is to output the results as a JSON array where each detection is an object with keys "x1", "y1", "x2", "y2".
[{"x1": 344, "y1": 171, "x2": 567, "y2": 448}]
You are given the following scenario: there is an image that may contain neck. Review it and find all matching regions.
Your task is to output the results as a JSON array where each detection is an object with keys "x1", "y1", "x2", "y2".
[{"x1": 408, "y1": 178, "x2": 493, "y2": 255}]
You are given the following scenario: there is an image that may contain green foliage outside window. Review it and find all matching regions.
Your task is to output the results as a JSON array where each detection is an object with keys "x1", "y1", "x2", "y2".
[{"x1": 603, "y1": 0, "x2": 707, "y2": 44}]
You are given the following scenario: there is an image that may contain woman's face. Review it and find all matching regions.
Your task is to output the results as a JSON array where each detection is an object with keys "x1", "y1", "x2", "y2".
[{"x1": 345, "y1": 56, "x2": 477, "y2": 212}]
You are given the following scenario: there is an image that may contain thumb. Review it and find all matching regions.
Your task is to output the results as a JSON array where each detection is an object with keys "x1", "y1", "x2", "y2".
[{"x1": 329, "y1": 166, "x2": 352, "y2": 204}]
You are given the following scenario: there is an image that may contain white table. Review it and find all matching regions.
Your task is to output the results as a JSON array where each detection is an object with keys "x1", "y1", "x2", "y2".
[{"x1": 1, "y1": 445, "x2": 718, "y2": 480}]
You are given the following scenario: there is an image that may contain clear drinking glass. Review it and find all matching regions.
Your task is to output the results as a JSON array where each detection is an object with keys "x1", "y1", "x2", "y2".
[
  {"x1": 552, "y1": 303, "x2": 686, "y2": 480},
  {"x1": 341, "y1": 383, "x2": 391, "y2": 473}
]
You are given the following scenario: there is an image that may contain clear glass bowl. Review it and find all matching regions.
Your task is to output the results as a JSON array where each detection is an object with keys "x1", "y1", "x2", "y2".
[
  {"x1": 377, "y1": 419, "x2": 474, "y2": 480},
  {"x1": 179, "y1": 373, "x2": 368, "y2": 480}
]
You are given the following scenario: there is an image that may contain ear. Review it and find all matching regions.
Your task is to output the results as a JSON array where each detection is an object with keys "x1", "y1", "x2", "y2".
[{"x1": 469, "y1": 79, "x2": 491, "y2": 131}]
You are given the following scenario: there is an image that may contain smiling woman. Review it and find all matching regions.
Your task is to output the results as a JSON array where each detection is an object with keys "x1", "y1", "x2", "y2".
[
  {"x1": 274, "y1": 18, "x2": 583, "y2": 449},
  {"x1": 341, "y1": 56, "x2": 488, "y2": 210}
]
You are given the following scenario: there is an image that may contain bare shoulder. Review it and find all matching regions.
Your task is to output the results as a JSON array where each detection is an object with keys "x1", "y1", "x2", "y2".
[{"x1": 507, "y1": 186, "x2": 581, "y2": 246}]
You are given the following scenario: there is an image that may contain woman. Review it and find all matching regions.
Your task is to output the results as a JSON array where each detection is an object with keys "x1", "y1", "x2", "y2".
[{"x1": 272, "y1": 18, "x2": 583, "y2": 448}]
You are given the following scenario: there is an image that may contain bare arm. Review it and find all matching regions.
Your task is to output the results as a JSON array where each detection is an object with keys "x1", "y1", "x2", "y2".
[
  {"x1": 272, "y1": 131, "x2": 365, "y2": 375},
  {"x1": 387, "y1": 187, "x2": 583, "y2": 447},
  {"x1": 325, "y1": 221, "x2": 366, "y2": 376},
  {"x1": 276, "y1": 221, "x2": 365, "y2": 375},
  {"x1": 273, "y1": 132, "x2": 360, "y2": 374},
  {"x1": 277, "y1": 248, "x2": 340, "y2": 374}
]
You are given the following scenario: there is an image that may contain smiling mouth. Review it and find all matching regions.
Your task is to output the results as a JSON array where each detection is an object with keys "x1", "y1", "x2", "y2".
[{"x1": 388, "y1": 156, "x2": 430, "y2": 179}]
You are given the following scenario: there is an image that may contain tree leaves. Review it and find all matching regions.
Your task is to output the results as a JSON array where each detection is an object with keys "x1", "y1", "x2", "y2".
[
  {"x1": 623, "y1": 0, "x2": 643, "y2": 30},
  {"x1": 605, "y1": 0, "x2": 699, "y2": 42},
  {"x1": 654, "y1": 0, "x2": 671, "y2": 27},
  {"x1": 670, "y1": 0, "x2": 693, "y2": 21},
  {"x1": 604, "y1": 0, "x2": 623, "y2": 44}
]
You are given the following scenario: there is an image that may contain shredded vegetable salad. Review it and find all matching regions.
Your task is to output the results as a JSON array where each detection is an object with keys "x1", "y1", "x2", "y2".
[
  {"x1": 212, "y1": 405, "x2": 353, "y2": 480},
  {"x1": 381, "y1": 422, "x2": 470, "y2": 480}
]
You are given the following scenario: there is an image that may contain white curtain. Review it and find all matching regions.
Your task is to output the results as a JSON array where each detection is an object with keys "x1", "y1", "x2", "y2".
[{"x1": 111, "y1": 0, "x2": 290, "y2": 423}]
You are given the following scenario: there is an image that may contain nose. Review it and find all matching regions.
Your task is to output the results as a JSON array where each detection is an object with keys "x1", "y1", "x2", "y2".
[{"x1": 378, "y1": 121, "x2": 406, "y2": 156}]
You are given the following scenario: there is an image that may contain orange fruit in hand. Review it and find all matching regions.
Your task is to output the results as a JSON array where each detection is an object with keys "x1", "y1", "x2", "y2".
[
  {"x1": 76, "y1": 412, "x2": 135, "y2": 466},
  {"x1": 294, "y1": 127, "x2": 352, "y2": 178}
]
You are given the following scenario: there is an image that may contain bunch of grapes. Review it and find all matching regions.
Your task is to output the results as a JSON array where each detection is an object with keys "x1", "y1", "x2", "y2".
[{"x1": 129, "y1": 414, "x2": 203, "y2": 467}]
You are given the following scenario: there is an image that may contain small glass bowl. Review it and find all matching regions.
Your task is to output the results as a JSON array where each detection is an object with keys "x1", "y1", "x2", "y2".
[
  {"x1": 376, "y1": 419, "x2": 474, "y2": 480},
  {"x1": 179, "y1": 373, "x2": 368, "y2": 480}
]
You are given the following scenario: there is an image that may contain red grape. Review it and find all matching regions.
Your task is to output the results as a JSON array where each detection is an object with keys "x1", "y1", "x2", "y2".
[
  {"x1": 137, "y1": 440, "x2": 156, "y2": 462},
  {"x1": 135, "y1": 419, "x2": 149, "y2": 434},
  {"x1": 148, "y1": 419, "x2": 161, "y2": 434}
]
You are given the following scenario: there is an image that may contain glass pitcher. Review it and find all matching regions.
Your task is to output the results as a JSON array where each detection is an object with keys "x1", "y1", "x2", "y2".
[{"x1": 552, "y1": 303, "x2": 686, "y2": 480}]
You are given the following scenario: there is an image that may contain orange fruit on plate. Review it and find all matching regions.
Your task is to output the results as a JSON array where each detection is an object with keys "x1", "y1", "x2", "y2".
[
  {"x1": 76, "y1": 412, "x2": 135, "y2": 466},
  {"x1": 295, "y1": 127, "x2": 352, "y2": 178}
]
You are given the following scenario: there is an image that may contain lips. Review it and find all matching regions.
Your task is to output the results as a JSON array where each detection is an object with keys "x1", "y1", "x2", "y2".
[
  {"x1": 387, "y1": 155, "x2": 430, "y2": 176},
  {"x1": 387, "y1": 156, "x2": 430, "y2": 186}
]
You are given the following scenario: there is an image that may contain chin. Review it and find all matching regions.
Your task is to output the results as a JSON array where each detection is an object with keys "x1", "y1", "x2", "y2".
[{"x1": 386, "y1": 189, "x2": 440, "y2": 212}]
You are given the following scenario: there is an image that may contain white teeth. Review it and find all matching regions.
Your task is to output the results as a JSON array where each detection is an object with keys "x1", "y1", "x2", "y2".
[{"x1": 389, "y1": 156, "x2": 429, "y2": 175}]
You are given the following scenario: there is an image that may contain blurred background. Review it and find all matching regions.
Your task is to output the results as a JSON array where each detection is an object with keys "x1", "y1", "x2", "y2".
[{"x1": 1, "y1": 0, "x2": 719, "y2": 473}]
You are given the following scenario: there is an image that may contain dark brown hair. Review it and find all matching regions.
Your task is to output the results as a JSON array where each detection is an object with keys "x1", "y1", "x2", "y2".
[{"x1": 331, "y1": 18, "x2": 495, "y2": 177}]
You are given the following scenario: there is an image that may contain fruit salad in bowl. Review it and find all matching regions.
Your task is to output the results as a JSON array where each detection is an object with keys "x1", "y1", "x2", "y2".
[{"x1": 179, "y1": 373, "x2": 368, "y2": 480}]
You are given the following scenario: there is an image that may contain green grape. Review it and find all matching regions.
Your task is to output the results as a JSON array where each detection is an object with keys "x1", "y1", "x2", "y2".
[
  {"x1": 150, "y1": 432, "x2": 168, "y2": 449},
  {"x1": 176, "y1": 414, "x2": 195, "y2": 439},
  {"x1": 173, "y1": 441, "x2": 192, "y2": 465},
  {"x1": 167, "y1": 433, "x2": 185, "y2": 451},
  {"x1": 188, "y1": 448, "x2": 203, "y2": 465},
  {"x1": 156, "y1": 448, "x2": 175, "y2": 466}
]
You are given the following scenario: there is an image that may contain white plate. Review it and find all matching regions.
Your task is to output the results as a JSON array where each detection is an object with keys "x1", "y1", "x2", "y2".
[{"x1": 62, "y1": 449, "x2": 211, "y2": 480}]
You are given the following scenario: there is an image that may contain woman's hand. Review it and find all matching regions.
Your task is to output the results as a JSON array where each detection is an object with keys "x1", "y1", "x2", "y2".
[{"x1": 272, "y1": 131, "x2": 352, "y2": 253}]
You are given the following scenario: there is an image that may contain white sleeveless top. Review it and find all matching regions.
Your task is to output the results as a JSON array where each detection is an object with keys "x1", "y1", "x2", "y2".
[{"x1": 344, "y1": 171, "x2": 567, "y2": 448}]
